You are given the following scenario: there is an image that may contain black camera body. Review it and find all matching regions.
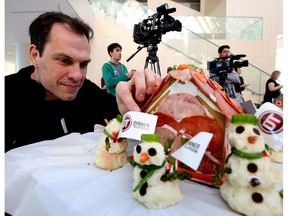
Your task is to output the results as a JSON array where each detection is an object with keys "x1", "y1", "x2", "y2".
[
  {"x1": 207, "y1": 54, "x2": 249, "y2": 74},
  {"x1": 133, "y1": 4, "x2": 182, "y2": 46}
]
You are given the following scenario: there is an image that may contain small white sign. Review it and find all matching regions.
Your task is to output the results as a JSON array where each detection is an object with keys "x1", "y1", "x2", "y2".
[
  {"x1": 118, "y1": 111, "x2": 158, "y2": 141},
  {"x1": 171, "y1": 132, "x2": 213, "y2": 170},
  {"x1": 255, "y1": 102, "x2": 283, "y2": 151}
]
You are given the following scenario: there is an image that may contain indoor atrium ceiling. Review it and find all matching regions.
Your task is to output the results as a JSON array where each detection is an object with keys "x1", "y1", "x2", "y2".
[{"x1": 5, "y1": 0, "x2": 78, "y2": 64}]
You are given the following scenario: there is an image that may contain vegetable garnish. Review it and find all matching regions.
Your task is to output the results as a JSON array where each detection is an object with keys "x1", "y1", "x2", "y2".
[
  {"x1": 141, "y1": 134, "x2": 161, "y2": 143},
  {"x1": 161, "y1": 171, "x2": 191, "y2": 181},
  {"x1": 132, "y1": 160, "x2": 166, "y2": 192},
  {"x1": 181, "y1": 137, "x2": 189, "y2": 145},
  {"x1": 231, "y1": 114, "x2": 258, "y2": 125},
  {"x1": 104, "y1": 119, "x2": 109, "y2": 125},
  {"x1": 164, "y1": 137, "x2": 174, "y2": 154},
  {"x1": 232, "y1": 147, "x2": 264, "y2": 160},
  {"x1": 105, "y1": 137, "x2": 111, "y2": 151},
  {"x1": 133, "y1": 170, "x2": 155, "y2": 192},
  {"x1": 213, "y1": 167, "x2": 232, "y2": 186},
  {"x1": 103, "y1": 129, "x2": 121, "y2": 150},
  {"x1": 103, "y1": 130, "x2": 120, "y2": 141},
  {"x1": 103, "y1": 129, "x2": 115, "y2": 139},
  {"x1": 116, "y1": 114, "x2": 123, "y2": 122}
]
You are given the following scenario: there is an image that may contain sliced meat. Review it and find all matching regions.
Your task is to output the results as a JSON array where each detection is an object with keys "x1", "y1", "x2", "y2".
[
  {"x1": 179, "y1": 115, "x2": 223, "y2": 153},
  {"x1": 157, "y1": 93, "x2": 205, "y2": 122},
  {"x1": 155, "y1": 126, "x2": 177, "y2": 146},
  {"x1": 154, "y1": 112, "x2": 179, "y2": 131},
  {"x1": 169, "y1": 134, "x2": 192, "y2": 155},
  {"x1": 214, "y1": 90, "x2": 244, "y2": 120},
  {"x1": 197, "y1": 154, "x2": 218, "y2": 174}
]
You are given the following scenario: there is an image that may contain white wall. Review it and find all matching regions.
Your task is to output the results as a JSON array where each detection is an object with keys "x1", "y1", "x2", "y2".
[{"x1": 204, "y1": 0, "x2": 283, "y2": 74}]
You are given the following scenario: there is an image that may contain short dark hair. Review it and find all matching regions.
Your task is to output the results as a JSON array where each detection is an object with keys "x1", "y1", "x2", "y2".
[
  {"x1": 29, "y1": 11, "x2": 94, "y2": 56},
  {"x1": 218, "y1": 45, "x2": 230, "y2": 54},
  {"x1": 107, "y1": 43, "x2": 122, "y2": 56}
]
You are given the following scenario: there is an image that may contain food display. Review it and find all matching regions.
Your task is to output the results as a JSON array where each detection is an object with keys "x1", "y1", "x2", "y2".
[
  {"x1": 130, "y1": 134, "x2": 186, "y2": 208},
  {"x1": 220, "y1": 114, "x2": 283, "y2": 216},
  {"x1": 93, "y1": 115, "x2": 128, "y2": 170},
  {"x1": 137, "y1": 64, "x2": 244, "y2": 185},
  {"x1": 93, "y1": 65, "x2": 282, "y2": 213}
]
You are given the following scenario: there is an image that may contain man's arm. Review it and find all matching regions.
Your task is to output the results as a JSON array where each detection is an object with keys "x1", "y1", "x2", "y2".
[{"x1": 115, "y1": 68, "x2": 161, "y2": 115}]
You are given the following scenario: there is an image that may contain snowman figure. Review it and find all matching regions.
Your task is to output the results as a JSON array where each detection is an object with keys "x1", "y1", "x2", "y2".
[
  {"x1": 220, "y1": 114, "x2": 282, "y2": 216},
  {"x1": 94, "y1": 115, "x2": 128, "y2": 170},
  {"x1": 132, "y1": 134, "x2": 183, "y2": 208}
]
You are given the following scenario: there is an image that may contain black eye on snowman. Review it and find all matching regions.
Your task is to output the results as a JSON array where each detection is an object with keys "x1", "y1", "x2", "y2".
[
  {"x1": 148, "y1": 148, "x2": 156, "y2": 156},
  {"x1": 253, "y1": 128, "x2": 260, "y2": 136},
  {"x1": 136, "y1": 145, "x2": 142, "y2": 153},
  {"x1": 235, "y1": 126, "x2": 245, "y2": 134}
]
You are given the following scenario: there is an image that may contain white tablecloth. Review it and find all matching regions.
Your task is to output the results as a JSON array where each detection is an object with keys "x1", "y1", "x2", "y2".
[{"x1": 6, "y1": 132, "x2": 281, "y2": 216}]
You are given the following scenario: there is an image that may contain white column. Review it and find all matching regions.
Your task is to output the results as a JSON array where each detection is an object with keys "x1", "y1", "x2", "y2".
[{"x1": 15, "y1": 43, "x2": 30, "y2": 71}]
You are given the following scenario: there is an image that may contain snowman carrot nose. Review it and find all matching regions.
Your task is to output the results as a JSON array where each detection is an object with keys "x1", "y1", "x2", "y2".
[
  {"x1": 140, "y1": 153, "x2": 149, "y2": 163},
  {"x1": 248, "y1": 136, "x2": 257, "y2": 144}
]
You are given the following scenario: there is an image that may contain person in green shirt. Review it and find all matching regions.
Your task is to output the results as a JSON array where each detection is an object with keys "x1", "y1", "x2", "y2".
[{"x1": 102, "y1": 43, "x2": 135, "y2": 96}]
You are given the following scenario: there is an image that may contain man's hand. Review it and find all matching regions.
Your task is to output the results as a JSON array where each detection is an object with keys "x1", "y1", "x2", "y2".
[{"x1": 115, "y1": 68, "x2": 161, "y2": 114}]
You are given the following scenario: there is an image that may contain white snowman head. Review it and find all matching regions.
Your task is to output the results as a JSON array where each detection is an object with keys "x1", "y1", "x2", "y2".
[
  {"x1": 228, "y1": 114, "x2": 265, "y2": 153},
  {"x1": 133, "y1": 134, "x2": 166, "y2": 166},
  {"x1": 103, "y1": 115, "x2": 123, "y2": 139}
]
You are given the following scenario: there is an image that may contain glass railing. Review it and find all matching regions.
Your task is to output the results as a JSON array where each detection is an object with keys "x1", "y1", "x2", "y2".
[
  {"x1": 88, "y1": 0, "x2": 269, "y2": 96},
  {"x1": 162, "y1": 27, "x2": 270, "y2": 96},
  {"x1": 177, "y1": 16, "x2": 263, "y2": 40},
  {"x1": 89, "y1": 0, "x2": 263, "y2": 40}
]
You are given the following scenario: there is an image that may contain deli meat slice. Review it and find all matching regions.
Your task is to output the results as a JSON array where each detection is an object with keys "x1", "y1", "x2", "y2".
[
  {"x1": 157, "y1": 93, "x2": 205, "y2": 122},
  {"x1": 179, "y1": 116, "x2": 223, "y2": 153},
  {"x1": 169, "y1": 134, "x2": 192, "y2": 155},
  {"x1": 154, "y1": 112, "x2": 179, "y2": 131},
  {"x1": 155, "y1": 126, "x2": 177, "y2": 146}
]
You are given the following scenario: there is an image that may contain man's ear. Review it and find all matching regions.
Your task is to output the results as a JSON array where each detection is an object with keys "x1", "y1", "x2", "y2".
[{"x1": 29, "y1": 44, "x2": 39, "y2": 68}]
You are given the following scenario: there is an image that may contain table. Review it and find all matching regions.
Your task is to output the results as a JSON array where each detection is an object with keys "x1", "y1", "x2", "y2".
[{"x1": 5, "y1": 132, "x2": 282, "y2": 216}]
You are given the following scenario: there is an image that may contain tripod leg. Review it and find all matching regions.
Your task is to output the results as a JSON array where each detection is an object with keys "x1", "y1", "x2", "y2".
[
  {"x1": 152, "y1": 64, "x2": 157, "y2": 75},
  {"x1": 144, "y1": 60, "x2": 148, "y2": 69},
  {"x1": 156, "y1": 59, "x2": 161, "y2": 76},
  {"x1": 144, "y1": 56, "x2": 150, "y2": 70}
]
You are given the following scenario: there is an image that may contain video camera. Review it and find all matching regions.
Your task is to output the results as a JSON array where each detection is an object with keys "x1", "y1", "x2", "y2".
[
  {"x1": 207, "y1": 54, "x2": 249, "y2": 74},
  {"x1": 133, "y1": 3, "x2": 182, "y2": 46}
]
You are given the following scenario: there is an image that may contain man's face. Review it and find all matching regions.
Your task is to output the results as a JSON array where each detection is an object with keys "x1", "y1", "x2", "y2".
[
  {"x1": 110, "y1": 47, "x2": 122, "y2": 61},
  {"x1": 31, "y1": 23, "x2": 91, "y2": 101},
  {"x1": 219, "y1": 48, "x2": 230, "y2": 58}
]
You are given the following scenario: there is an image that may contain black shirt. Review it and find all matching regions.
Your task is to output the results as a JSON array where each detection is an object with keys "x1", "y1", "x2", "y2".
[
  {"x1": 5, "y1": 65, "x2": 119, "y2": 152},
  {"x1": 263, "y1": 78, "x2": 282, "y2": 103}
]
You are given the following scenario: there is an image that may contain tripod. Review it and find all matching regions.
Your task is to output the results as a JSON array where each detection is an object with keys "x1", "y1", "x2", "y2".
[
  {"x1": 126, "y1": 43, "x2": 162, "y2": 76},
  {"x1": 144, "y1": 44, "x2": 161, "y2": 76}
]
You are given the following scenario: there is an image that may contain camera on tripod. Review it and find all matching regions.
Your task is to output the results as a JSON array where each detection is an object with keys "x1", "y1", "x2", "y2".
[
  {"x1": 207, "y1": 54, "x2": 249, "y2": 74},
  {"x1": 127, "y1": 4, "x2": 182, "y2": 76},
  {"x1": 133, "y1": 3, "x2": 182, "y2": 46}
]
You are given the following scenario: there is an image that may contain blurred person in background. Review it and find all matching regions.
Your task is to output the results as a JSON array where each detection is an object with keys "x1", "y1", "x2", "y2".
[
  {"x1": 209, "y1": 45, "x2": 241, "y2": 103},
  {"x1": 102, "y1": 43, "x2": 135, "y2": 96},
  {"x1": 263, "y1": 70, "x2": 283, "y2": 103},
  {"x1": 234, "y1": 66, "x2": 249, "y2": 103}
]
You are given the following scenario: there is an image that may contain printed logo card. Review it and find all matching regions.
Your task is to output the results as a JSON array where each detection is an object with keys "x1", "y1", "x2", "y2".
[
  {"x1": 118, "y1": 111, "x2": 158, "y2": 141},
  {"x1": 171, "y1": 132, "x2": 213, "y2": 170},
  {"x1": 255, "y1": 102, "x2": 283, "y2": 151}
]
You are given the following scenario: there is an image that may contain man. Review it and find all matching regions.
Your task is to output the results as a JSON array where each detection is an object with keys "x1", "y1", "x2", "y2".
[
  {"x1": 5, "y1": 12, "x2": 160, "y2": 152},
  {"x1": 209, "y1": 45, "x2": 241, "y2": 101},
  {"x1": 102, "y1": 43, "x2": 135, "y2": 96}
]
